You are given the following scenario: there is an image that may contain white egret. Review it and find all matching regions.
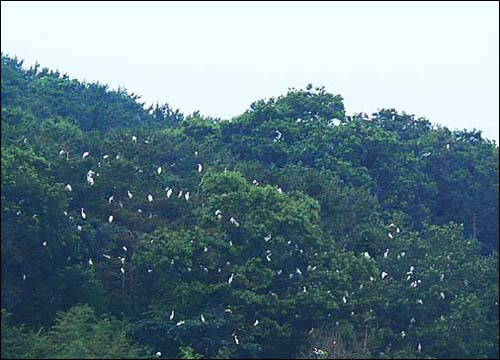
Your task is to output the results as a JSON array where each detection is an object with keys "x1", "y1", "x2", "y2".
[
  {"x1": 121, "y1": 267, "x2": 125, "y2": 274},
  {"x1": 87, "y1": 176, "x2": 94, "y2": 186},
  {"x1": 233, "y1": 334, "x2": 239, "y2": 345},
  {"x1": 169, "y1": 310, "x2": 175, "y2": 321},
  {"x1": 416, "y1": 299, "x2": 423, "y2": 305},
  {"x1": 156, "y1": 352, "x2": 162, "y2": 357},
  {"x1": 381, "y1": 271, "x2": 388, "y2": 279},
  {"x1": 108, "y1": 215, "x2": 114, "y2": 223},
  {"x1": 388, "y1": 232, "x2": 394, "y2": 239},
  {"x1": 127, "y1": 191, "x2": 133, "y2": 199},
  {"x1": 166, "y1": 188, "x2": 173, "y2": 198},
  {"x1": 440, "y1": 273, "x2": 445, "y2": 281},
  {"x1": 418, "y1": 343, "x2": 422, "y2": 352},
  {"x1": 88, "y1": 258, "x2": 93, "y2": 266},
  {"x1": 228, "y1": 273, "x2": 234, "y2": 285},
  {"x1": 252, "y1": 179, "x2": 259, "y2": 186},
  {"x1": 102, "y1": 254, "x2": 111, "y2": 259},
  {"x1": 103, "y1": 154, "x2": 109, "y2": 159},
  {"x1": 59, "y1": 149, "x2": 65, "y2": 156},
  {"x1": 157, "y1": 166, "x2": 162, "y2": 175},
  {"x1": 23, "y1": 274, "x2": 27, "y2": 281},
  {"x1": 384, "y1": 249, "x2": 389, "y2": 258},
  {"x1": 82, "y1": 151, "x2": 90, "y2": 159},
  {"x1": 200, "y1": 314, "x2": 206, "y2": 323},
  {"x1": 148, "y1": 269, "x2": 153, "y2": 273},
  {"x1": 42, "y1": 241, "x2": 47, "y2": 247},
  {"x1": 296, "y1": 267, "x2": 302, "y2": 275},
  {"x1": 229, "y1": 217, "x2": 240, "y2": 227},
  {"x1": 81, "y1": 208, "x2": 87, "y2": 220},
  {"x1": 422, "y1": 152, "x2": 432, "y2": 157},
  {"x1": 64, "y1": 184, "x2": 72, "y2": 192},
  {"x1": 77, "y1": 225, "x2": 82, "y2": 231},
  {"x1": 184, "y1": 192, "x2": 190, "y2": 201},
  {"x1": 176, "y1": 320, "x2": 185, "y2": 326},
  {"x1": 197, "y1": 163, "x2": 203, "y2": 173},
  {"x1": 440, "y1": 292, "x2": 445, "y2": 299},
  {"x1": 122, "y1": 246, "x2": 127, "y2": 252},
  {"x1": 364, "y1": 251, "x2": 371, "y2": 259},
  {"x1": 148, "y1": 194, "x2": 153, "y2": 202},
  {"x1": 108, "y1": 196, "x2": 114, "y2": 204},
  {"x1": 342, "y1": 296, "x2": 347, "y2": 304},
  {"x1": 132, "y1": 135, "x2": 137, "y2": 143},
  {"x1": 401, "y1": 330, "x2": 406, "y2": 338},
  {"x1": 178, "y1": 190, "x2": 183, "y2": 198},
  {"x1": 253, "y1": 320, "x2": 259, "y2": 326}
]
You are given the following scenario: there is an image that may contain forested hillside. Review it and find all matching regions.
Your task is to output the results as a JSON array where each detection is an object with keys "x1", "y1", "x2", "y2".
[{"x1": 1, "y1": 54, "x2": 498, "y2": 359}]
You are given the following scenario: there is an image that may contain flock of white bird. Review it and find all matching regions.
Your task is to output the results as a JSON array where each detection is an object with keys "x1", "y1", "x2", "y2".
[{"x1": 29, "y1": 133, "x2": 449, "y2": 356}]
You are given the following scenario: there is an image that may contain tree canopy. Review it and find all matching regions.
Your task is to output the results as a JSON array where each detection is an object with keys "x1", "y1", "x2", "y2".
[{"x1": 1, "y1": 54, "x2": 498, "y2": 359}]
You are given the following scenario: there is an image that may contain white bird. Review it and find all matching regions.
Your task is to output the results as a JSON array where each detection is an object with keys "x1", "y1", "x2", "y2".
[
  {"x1": 384, "y1": 249, "x2": 389, "y2": 258},
  {"x1": 122, "y1": 246, "x2": 127, "y2": 252},
  {"x1": 82, "y1": 151, "x2": 90, "y2": 159},
  {"x1": 177, "y1": 190, "x2": 183, "y2": 198},
  {"x1": 264, "y1": 234, "x2": 272, "y2": 242},
  {"x1": 88, "y1": 258, "x2": 93, "y2": 266},
  {"x1": 108, "y1": 196, "x2": 114, "y2": 204},
  {"x1": 381, "y1": 271, "x2": 388, "y2": 279},
  {"x1": 233, "y1": 334, "x2": 239, "y2": 345},
  {"x1": 200, "y1": 314, "x2": 206, "y2": 323},
  {"x1": 147, "y1": 194, "x2": 153, "y2": 202},
  {"x1": 277, "y1": 187, "x2": 283, "y2": 193},
  {"x1": 87, "y1": 176, "x2": 94, "y2": 186},
  {"x1": 64, "y1": 184, "x2": 72, "y2": 192},
  {"x1": 228, "y1": 273, "x2": 234, "y2": 285},
  {"x1": 77, "y1": 225, "x2": 82, "y2": 231},
  {"x1": 127, "y1": 191, "x2": 133, "y2": 199},
  {"x1": 115, "y1": 153, "x2": 121, "y2": 160},
  {"x1": 409, "y1": 265, "x2": 415, "y2": 272},
  {"x1": 417, "y1": 299, "x2": 423, "y2": 305},
  {"x1": 131, "y1": 135, "x2": 137, "y2": 143},
  {"x1": 108, "y1": 215, "x2": 114, "y2": 223},
  {"x1": 422, "y1": 152, "x2": 432, "y2": 157},
  {"x1": 197, "y1": 163, "x2": 203, "y2": 173},
  {"x1": 184, "y1": 192, "x2": 190, "y2": 201},
  {"x1": 364, "y1": 251, "x2": 371, "y2": 259},
  {"x1": 253, "y1": 320, "x2": 259, "y2": 326},
  {"x1": 418, "y1": 343, "x2": 422, "y2": 352},
  {"x1": 42, "y1": 241, "x2": 47, "y2": 247},
  {"x1": 23, "y1": 274, "x2": 27, "y2": 281},
  {"x1": 296, "y1": 267, "x2": 302, "y2": 275},
  {"x1": 342, "y1": 296, "x2": 347, "y2": 304},
  {"x1": 229, "y1": 217, "x2": 240, "y2": 227},
  {"x1": 252, "y1": 179, "x2": 259, "y2": 186},
  {"x1": 81, "y1": 208, "x2": 87, "y2": 219},
  {"x1": 440, "y1": 273, "x2": 445, "y2": 281},
  {"x1": 156, "y1": 352, "x2": 162, "y2": 357},
  {"x1": 176, "y1": 320, "x2": 185, "y2": 326},
  {"x1": 148, "y1": 269, "x2": 153, "y2": 273},
  {"x1": 120, "y1": 267, "x2": 125, "y2": 274},
  {"x1": 410, "y1": 317, "x2": 416, "y2": 324},
  {"x1": 103, "y1": 154, "x2": 109, "y2": 159},
  {"x1": 169, "y1": 310, "x2": 175, "y2": 321},
  {"x1": 446, "y1": 143, "x2": 450, "y2": 150},
  {"x1": 225, "y1": 308, "x2": 232, "y2": 313},
  {"x1": 102, "y1": 254, "x2": 111, "y2": 259},
  {"x1": 59, "y1": 149, "x2": 65, "y2": 156},
  {"x1": 157, "y1": 166, "x2": 162, "y2": 175},
  {"x1": 387, "y1": 232, "x2": 394, "y2": 239},
  {"x1": 401, "y1": 330, "x2": 406, "y2": 338},
  {"x1": 266, "y1": 252, "x2": 272, "y2": 262},
  {"x1": 440, "y1": 292, "x2": 445, "y2": 299},
  {"x1": 166, "y1": 188, "x2": 173, "y2": 198}
]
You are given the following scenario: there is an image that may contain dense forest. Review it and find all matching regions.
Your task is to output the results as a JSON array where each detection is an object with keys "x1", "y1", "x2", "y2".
[{"x1": 1, "y1": 54, "x2": 498, "y2": 359}]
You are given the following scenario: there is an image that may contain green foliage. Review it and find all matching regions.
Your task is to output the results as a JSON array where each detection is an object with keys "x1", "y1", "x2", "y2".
[{"x1": 1, "y1": 54, "x2": 498, "y2": 359}]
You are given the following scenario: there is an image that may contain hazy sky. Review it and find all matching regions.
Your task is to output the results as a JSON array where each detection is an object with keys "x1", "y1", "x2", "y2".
[{"x1": 2, "y1": 1, "x2": 499, "y2": 141}]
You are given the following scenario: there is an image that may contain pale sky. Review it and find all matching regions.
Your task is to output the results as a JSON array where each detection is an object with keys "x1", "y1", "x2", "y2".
[{"x1": 1, "y1": 1, "x2": 499, "y2": 141}]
